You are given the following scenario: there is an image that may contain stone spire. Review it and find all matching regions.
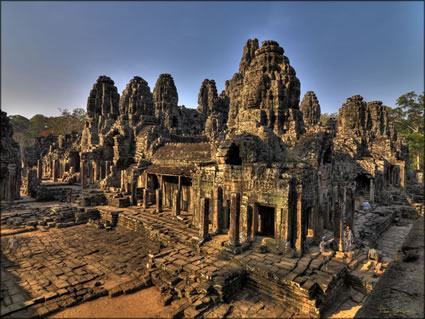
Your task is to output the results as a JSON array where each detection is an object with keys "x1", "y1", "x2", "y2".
[
  {"x1": 225, "y1": 39, "x2": 303, "y2": 139},
  {"x1": 153, "y1": 74, "x2": 178, "y2": 116},
  {"x1": 300, "y1": 91, "x2": 321, "y2": 126},
  {"x1": 82, "y1": 76, "x2": 120, "y2": 148},
  {"x1": 119, "y1": 76, "x2": 154, "y2": 117},
  {"x1": 87, "y1": 76, "x2": 120, "y2": 119},
  {"x1": 197, "y1": 79, "x2": 218, "y2": 116},
  {"x1": 238, "y1": 38, "x2": 259, "y2": 76},
  {"x1": 336, "y1": 95, "x2": 368, "y2": 136},
  {"x1": 335, "y1": 95, "x2": 406, "y2": 160},
  {"x1": 198, "y1": 80, "x2": 229, "y2": 140}
]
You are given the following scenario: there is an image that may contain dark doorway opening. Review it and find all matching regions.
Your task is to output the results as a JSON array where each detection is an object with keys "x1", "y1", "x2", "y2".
[
  {"x1": 70, "y1": 152, "x2": 80, "y2": 172},
  {"x1": 225, "y1": 143, "x2": 242, "y2": 165},
  {"x1": 355, "y1": 174, "x2": 370, "y2": 192},
  {"x1": 257, "y1": 205, "x2": 275, "y2": 237},
  {"x1": 322, "y1": 147, "x2": 332, "y2": 164}
]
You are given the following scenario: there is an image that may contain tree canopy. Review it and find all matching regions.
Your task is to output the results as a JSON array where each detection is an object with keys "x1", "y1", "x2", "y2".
[
  {"x1": 9, "y1": 107, "x2": 87, "y2": 147},
  {"x1": 388, "y1": 91, "x2": 424, "y2": 171},
  {"x1": 320, "y1": 112, "x2": 337, "y2": 126}
]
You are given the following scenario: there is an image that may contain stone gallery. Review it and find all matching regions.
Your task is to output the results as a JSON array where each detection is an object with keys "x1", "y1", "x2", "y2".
[{"x1": 1, "y1": 39, "x2": 423, "y2": 318}]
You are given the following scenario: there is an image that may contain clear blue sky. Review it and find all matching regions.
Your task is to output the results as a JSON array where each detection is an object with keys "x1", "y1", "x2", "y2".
[{"x1": 1, "y1": 1, "x2": 423, "y2": 119}]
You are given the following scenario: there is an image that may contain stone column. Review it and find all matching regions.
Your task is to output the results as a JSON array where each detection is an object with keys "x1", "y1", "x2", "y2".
[
  {"x1": 156, "y1": 189, "x2": 163, "y2": 212},
  {"x1": 88, "y1": 161, "x2": 94, "y2": 185},
  {"x1": 52, "y1": 160, "x2": 58, "y2": 182},
  {"x1": 199, "y1": 198, "x2": 209, "y2": 239},
  {"x1": 295, "y1": 185, "x2": 303, "y2": 254},
  {"x1": 131, "y1": 179, "x2": 137, "y2": 205},
  {"x1": 6, "y1": 164, "x2": 17, "y2": 202},
  {"x1": 251, "y1": 204, "x2": 258, "y2": 241},
  {"x1": 247, "y1": 205, "x2": 253, "y2": 241},
  {"x1": 369, "y1": 179, "x2": 375, "y2": 203},
  {"x1": 223, "y1": 201, "x2": 230, "y2": 229},
  {"x1": 400, "y1": 165, "x2": 406, "y2": 189},
  {"x1": 212, "y1": 187, "x2": 223, "y2": 233},
  {"x1": 189, "y1": 187, "x2": 194, "y2": 213},
  {"x1": 228, "y1": 192, "x2": 241, "y2": 246},
  {"x1": 106, "y1": 161, "x2": 112, "y2": 176},
  {"x1": 37, "y1": 160, "x2": 43, "y2": 180},
  {"x1": 143, "y1": 188, "x2": 149, "y2": 208},
  {"x1": 173, "y1": 190, "x2": 181, "y2": 215},
  {"x1": 94, "y1": 160, "x2": 100, "y2": 182},
  {"x1": 80, "y1": 161, "x2": 86, "y2": 189}
]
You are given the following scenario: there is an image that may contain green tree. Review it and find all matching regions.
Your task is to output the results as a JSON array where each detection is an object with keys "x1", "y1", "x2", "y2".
[
  {"x1": 50, "y1": 108, "x2": 86, "y2": 135},
  {"x1": 9, "y1": 115, "x2": 32, "y2": 146},
  {"x1": 28, "y1": 114, "x2": 51, "y2": 138},
  {"x1": 388, "y1": 91, "x2": 424, "y2": 171},
  {"x1": 320, "y1": 112, "x2": 337, "y2": 126}
]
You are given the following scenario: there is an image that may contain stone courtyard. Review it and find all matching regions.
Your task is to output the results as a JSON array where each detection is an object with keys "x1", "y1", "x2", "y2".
[
  {"x1": 1, "y1": 38, "x2": 424, "y2": 318},
  {"x1": 1, "y1": 192, "x2": 423, "y2": 318}
]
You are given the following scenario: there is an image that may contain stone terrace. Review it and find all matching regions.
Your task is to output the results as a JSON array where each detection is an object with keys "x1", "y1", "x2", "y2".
[{"x1": 2, "y1": 198, "x2": 416, "y2": 318}]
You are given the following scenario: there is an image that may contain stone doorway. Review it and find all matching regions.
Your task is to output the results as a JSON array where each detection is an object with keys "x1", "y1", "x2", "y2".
[
  {"x1": 225, "y1": 143, "x2": 242, "y2": 165},
  {"x1": 355, "y1": 174, "x2": 370, "y2": 193},
  {"x1": 257, "y1": 205, "x2": 275, "y2": 237}
]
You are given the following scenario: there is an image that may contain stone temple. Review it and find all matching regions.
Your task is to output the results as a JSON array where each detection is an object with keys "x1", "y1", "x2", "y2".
[{"x1": 1, "y1": 39, "x2": 423, "y2": 318}]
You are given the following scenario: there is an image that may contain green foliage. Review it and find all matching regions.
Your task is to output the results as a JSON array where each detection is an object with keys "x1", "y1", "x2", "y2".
[
  {"x1": 50, "y1": 108, "x2": 87, "y2": 136},
  {"x1": 28, "y1": 114, "x2": 51, "y2": 138},
  {"x1": 388, "y1": 91, "x2": 424, "y2": 171},
  {"x1": 320, "y1": 112, "x2": 337, "y2": 126},
  {"x1": 9, "y1": 107, "x2": 87, "y2": 146},
  {"x1": 9, "y1": 115, "x2": 32, "y2": 146}
]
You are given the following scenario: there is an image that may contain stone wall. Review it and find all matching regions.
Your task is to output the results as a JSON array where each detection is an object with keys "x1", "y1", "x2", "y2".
[{"x1": 0, "y1": 111, "x2": 21, "y2": 202}]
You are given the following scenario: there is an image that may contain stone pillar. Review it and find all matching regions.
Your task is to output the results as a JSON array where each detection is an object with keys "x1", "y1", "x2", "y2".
[
  {"x1": 295, "y1": 185, "x2": 303, "y2": 254},
  {"x1": 106, "y1": 161, "x2": 112, "y2": 176},
  {"x1": 251, "y1": 204, "x2": 258, "y2": 241},
  {"x1": 223, "y1": 201, "x2": 230, "y2": 229},
  {"x1": 228, "y1": 192, "x2": 241, "y2": 246},
  {"x1": 338, "y1": 207, "x2": 344, "y2": 252},
  {"x1": 88, "y1": 161, "x2": 94, "y2": 185},
  {"x1": 94, "y1": 160, "x2": 100, "y2": 182},
  {"x1": 369, "y1": 179, "x2": 375, "y2": 203},
  {"x1": 189, "y1": 187, "x2": 194, "y2": 213},
  {"x1": 52, "y1": 160, "x2": 58, "y2": 182},
  {"x1": 100, "y1": 161, "x2": 106, "y2": 179},
  {"x1": 173, "y1": 190, "x2": 181, "y2": 215},
  {"x1": 6, "y1": 164, "x2": 17, "y2": 202},
  {"x1": 333, "y1": 187, "x2": 344, "y2": 252},
  {"x1": 156, "y1": 189, "x2": 163, "y2": 212},
  {"x1": 276, "y1": 207, "x2": 283, "y2": 248},
  {"x1": 212, "y1": 187, "x2": 223, "y2": 233},
  {"x1": 199, "y1": 198, "x2": 209, "y2": 239},
  {"x1": 131, "y1": 179, "x2": 137, "y2": 205},
  {"x1": 247, "y1": 205, "x2": 253, "y2": 241},
  {"x1": 143, "y1": 188, "x2": 149, "y2": 208},
  {"x1": 178, "y1": 176, "x2": 182, "y2": 209},
  {"x1": 400, "y1": 165, "x2": 406, "y2": 189},
  {"x1": 37, "y1": 160, "x2": 42, "y2": 180},
  {"x1": 81, "y1": 160, "x2": 87, "y2": 189}
]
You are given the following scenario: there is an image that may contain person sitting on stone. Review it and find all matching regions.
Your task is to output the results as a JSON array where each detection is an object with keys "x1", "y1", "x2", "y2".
[
  {"x1": 284, "y1": 240, "x2": 295, "y2": 258},
  {"x1": 7, "y1": 235, "x2": 19, "y2": 258},
  {"x1": 320, "y1": 236, "x2": 334, "y2": 270},
  {"x1": 285, "y1": 241, "x2": 291, "y2": 250},
  {"x1": 362, "y1": 200, "x2": 371, "y2": 212},
  {"x1": 367, "y1": 243, "x2": 380, "y2": 269}
]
